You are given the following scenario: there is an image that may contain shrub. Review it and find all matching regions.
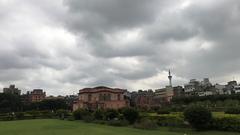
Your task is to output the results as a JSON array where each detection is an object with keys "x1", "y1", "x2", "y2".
[
  {"x1": 105, "y1": 109, "x2": 119, "y2": 120},
  {"x1": 27, "y1": 111, "x2": 41, "y2": 119},
  {"x1": 40, "y1": 110, "x2": 55, "y2": 118},
  {"x1": 225, "y1": 107, "x2": 240, "y2": 114},
  {"x1": 56, "y1": 109, "x2": 69, "y2": 119},
  {"x1": 134, "y1": 118, "x2": 158, "y2": 130},
  {"x1": 83, "y1": 115, "x2": 94, "y2": 123},
  {"x1": 122, "y1": 108, "x2": 139, "y2": 124},
  {"x1": 157, "y1": 109, "x2": 170, "y2": 114},
  {"x1": 211, "y1": 116, "x2": 240, "y2": 132},
  {"x1": 0, "y1": 113, "x2": 14, "y2": 121},
  {"x1": 107, "y1": 120, "x2": 129, "y2": 127},
  {"x1": 155, "y1": 115, "x2": 185, "y2": 127},
  {"x1": 184, "y1": 105, "x2": 212, "y2": 130},
  {"x1": 93, "y1": 109, "x2": 105, "y2": 120},
  {"x1": 93, "y1": 120, "x2": 107, "y2": 125},
  {"x1": 15, "y1": 112, "x2": 24, "y2": 120},
  {"x1": 73, "y1": 109, "x2": 90, "y2": 120},
  {"x1": 67, "y1": 116, "x2": 75, "y2": 121}
]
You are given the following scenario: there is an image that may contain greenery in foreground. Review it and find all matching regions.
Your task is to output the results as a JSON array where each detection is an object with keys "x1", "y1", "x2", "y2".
[{"x1": 0, "y1": 119, "x2": 240, "y2": 135}]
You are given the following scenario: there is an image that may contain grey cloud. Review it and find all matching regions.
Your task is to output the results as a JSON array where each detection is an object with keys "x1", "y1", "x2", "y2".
[{"x1": 1, "y1": 0, "x2": 240, "y2": 95}]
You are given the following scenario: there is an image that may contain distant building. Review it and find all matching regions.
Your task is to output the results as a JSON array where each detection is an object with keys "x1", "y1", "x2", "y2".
[
  {"x1": 155, "y1": 86, "x2": 174, "y2": 103},
  {"x1": 3, "y1": 85, "x2": 21, "y2": 95},
  {"x1": 29, "y1": 89, "x2": 46, "y2": 102},
  {"x1": 214, "y1": 84, "x2": 226, "y2": 95},
  {"x1": 45, "y1": 95, "x2": 65, "y2": 100},
  {"x1": 184, "y1": 79, "x2": 200, "y2": 96},
  {"x1": 130, "y1": 90, "x2": 155, "y2": 109},
  {"x1": 184, "y1": 78, "x2": 215, "y2": 97},
  {"x1": 233, "y1": 85, "x2": 240, "y2": 94},
  {"x1": 173, "y1": 86, "x2": 184, "y2": 97},
  {"x1": 73, "y1": 86, "x2": 129, "y2": 111},
  {"x1": 201, "y1": 78, "x2": 212, "y2": 87},
  {"x1": 198, "y1": 91, "x2": 214, "y2": 96},
  {"x1": 226, "y1": 81, "x2": 238, "y2": 94}
]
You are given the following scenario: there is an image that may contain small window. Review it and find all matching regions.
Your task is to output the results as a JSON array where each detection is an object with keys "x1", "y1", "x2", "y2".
[
  {"x1": 118, "y1": 94, "x2": 121, "y2": 100},
  {"x1": 88, "y1": 94, "x2": 92, "y2": 101}
]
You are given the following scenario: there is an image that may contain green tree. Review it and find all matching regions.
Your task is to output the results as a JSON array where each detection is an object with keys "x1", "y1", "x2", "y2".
[
  {"x1": 122, "y1": 108, "x2": 139, "y2": 124},
  {"x1": 184, "y1": 105, "x2": 212, "y2": 130}
]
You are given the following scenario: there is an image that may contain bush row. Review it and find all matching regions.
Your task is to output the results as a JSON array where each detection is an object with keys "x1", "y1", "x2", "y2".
[
  {"x1": 73, "y1": 108, "x2": 139, "y2": 124},
  {"x1": 225, "y1": 107, "x2": 240, "y2": 114},
  {"x1": 211, "y1": 116, "x2": 240, "y2": 132},
  {"x1": 0, "y1": 110, "x2": 71, "y2": 121}
]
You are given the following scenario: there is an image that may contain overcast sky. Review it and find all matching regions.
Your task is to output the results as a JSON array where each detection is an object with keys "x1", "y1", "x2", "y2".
[{"x1": 0, "y1": 0, "x2": 240, "y2": 95}]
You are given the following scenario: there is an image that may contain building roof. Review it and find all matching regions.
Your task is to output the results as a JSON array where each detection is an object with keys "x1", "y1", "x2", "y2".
[{"x1": 79, "y1": 86, "x2": 126, "y2": 94}]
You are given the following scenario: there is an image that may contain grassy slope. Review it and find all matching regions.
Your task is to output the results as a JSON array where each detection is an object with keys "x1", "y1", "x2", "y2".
[{"x1": 0, "y1": 119, "x2": 239, "y2": 135}]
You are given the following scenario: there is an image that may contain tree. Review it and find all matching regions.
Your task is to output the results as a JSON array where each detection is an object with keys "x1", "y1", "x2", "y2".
[
  {"x1": 73, "y1": 109, "x2": 90, "y2": 120},
  {"x1": 184, "y1": 105, "x2": 212, "y2": 130},
  {"x1": 93, "y1": 109, "x2": 104, "y2": 120},
  {"x1": 0, "y1": 93, "x2": 22, "y2": 113},
  {"x1": 105, "y1": 109, "x2": 119, "y2": 120},
  {"x1": 122, "y1": 108, "x2": 139, "y2": 124},
  {"x1": 39, "y1": 99, "x2": 68, "y2": 111}
]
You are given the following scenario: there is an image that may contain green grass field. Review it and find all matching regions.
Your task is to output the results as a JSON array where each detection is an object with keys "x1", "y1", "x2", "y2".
[{"x1": 0, "y1": 119, "x2": 239, "y2": 135}]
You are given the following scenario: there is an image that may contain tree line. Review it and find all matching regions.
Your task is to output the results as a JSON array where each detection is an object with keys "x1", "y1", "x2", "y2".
[{"x1": 0, "y1": 93, "x2": 68, "y2": 113}]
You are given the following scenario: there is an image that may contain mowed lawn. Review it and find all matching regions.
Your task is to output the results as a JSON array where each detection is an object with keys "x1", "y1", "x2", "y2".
[{"x1": 0, "y1": 119, "x2": 239, "y2": 135}]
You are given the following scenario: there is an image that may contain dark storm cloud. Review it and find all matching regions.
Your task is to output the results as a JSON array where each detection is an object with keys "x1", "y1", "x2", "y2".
[
  {"x1": 0, "y1": 0, "x2": 240, "y2": 95},
  {"x1": 172, "y1": 0, "x2": 240, "y2": 80}
]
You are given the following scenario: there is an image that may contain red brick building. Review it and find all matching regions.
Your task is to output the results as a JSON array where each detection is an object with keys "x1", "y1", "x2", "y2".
[
  {"x1": 131, "y1": 90, "x2": 155, "y2": 109},
  {"x1": 29, "y1": 89, "x2": 46, "y2": 102},
  {"x1": 73, "y1": 86, "x2": 129, "y2": 110}
]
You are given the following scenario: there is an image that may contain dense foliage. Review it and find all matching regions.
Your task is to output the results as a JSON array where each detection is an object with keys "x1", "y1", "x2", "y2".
[
  {"x1": 173, "y1": 94, "x2": 240, "y2": 104},
  {"x1": 93, "y1": 109, "x2": 105, "y2": 120},
  {"x1": 184, "y1": 105, "x2": 212, "y2": 130},
  {"x1": 157, "y1": 109, "x2": 170, "y2": 114},
  {"x1": 105, "y1": 109, "x2": 119, "y2": 120},
  {"x1": 134, "y1": 118, "x2": 158, "y2": 130},
  {"x1": 0, "y1": 93, "x2": 22, "y2": 113},
  {"x1": 225, "y1": 107, "x2": 240, "y2": 114},
  {"x1": 24, "y1": 99, "x2": 68, "y2": 111},
  {"x1": 211, "y1": 116, "x2": 240, "y2": 132},
  {"x1": 122, "y1": 108, "x2": 139, "y2": 124},
  {"x1": 73, "y1": 109, "x2": 90, "y2": 120}
]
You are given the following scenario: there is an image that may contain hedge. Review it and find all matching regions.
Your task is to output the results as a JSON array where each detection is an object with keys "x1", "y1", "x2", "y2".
[
  {"x1": 146, "y1": 114, "x2": 185, "y2": 127},
  {"x1": 211, "y1": 115, "x2": 240, "y2": 132}
]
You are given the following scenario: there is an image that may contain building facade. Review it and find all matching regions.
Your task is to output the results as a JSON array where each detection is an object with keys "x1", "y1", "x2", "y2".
[
  {"x1": 130, "y1": 90, "x2": 155, "y2": 109},
  {"x1": 173, "y1": 86, "x2": 184, "y2": 97},
  {"x1": 73, "y1": 86, "x2": 129, "y2": 111},
  {"x1": 3, "y1": 85, "x2": 21, "y2": 95},
  {"x1": 29, "y1": 89, "x2": 46, "y2": 102},
  {"x1": 155, "y1": 86, "x2": 174, "y2": 103}
]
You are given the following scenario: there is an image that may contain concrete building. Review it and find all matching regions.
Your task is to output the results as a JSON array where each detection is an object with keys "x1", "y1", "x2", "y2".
[
  {"x1": 3, "y1": 85, "x2": 21, "y2": 95},
  {"x1": 73, "y1": 86, "x2": 129, "y2": 111},
  {"x1": 173, "y1": 86, "x2": 184, "y2": 97},
  {"x1": 226, "y1": 81, "x2": 238, "y2": 94},
  {"x1": 215, "y1": 84, "x2": 226, "y2": 95},
  {"x1": 233, "y1": 85, "x2": 240, "y2": 94},
  {"x1": 198, "y1": 91, "x2": 214, "y2": 96},
  {"x1": 155, "y1": 86, "x2": 174, "y2": 103},
  {"x1": 184, "y1": 79, "x2": 200, "y2": 96},
  {"x1": 201, "y1": 78, "x2": 212, "y2": 87}
]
